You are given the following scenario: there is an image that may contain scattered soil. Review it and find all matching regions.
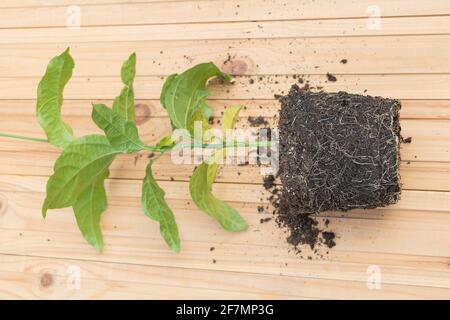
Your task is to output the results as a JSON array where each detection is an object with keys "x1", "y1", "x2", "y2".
[
  {"x1": 402, "y1": 137, "x2": 412, "y2": 144},
  {"x1": 263, "y1": 175, "x2": 275, "y2": 190},
  {"x1": 270, "y1": 84, "x2": 402, "y2": 251},
  {"x1": 326, "y1": 73, "x2": 337, "y2": 82},
  {"x1": 260, "y1": 217, "x2": 272, "y2": 224},
  {"x1": 322, "y1": 232, "x2": 336, "y2": 248},
  {"x1": 340, "y1": 59, "x2": 348, "y2": 64},
  {"x1": 248, "y1": 116, "x2": 269, "y2": 127}
]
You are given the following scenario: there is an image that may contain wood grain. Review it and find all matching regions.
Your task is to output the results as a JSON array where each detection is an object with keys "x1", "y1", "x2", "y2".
[
  {"x1": 2, "y1": 74, "x2": 450, "y2": 100},
  {"x1": 2, "y1": 0, "x2": 450, "y2": 28},
  {"x1": 2, "y1": 16, "x2": 450, "y2": 44},
  {"x1": 0, "y1": 0, "x2": 449, "y2": 300},
  {"x1": 1, "y1": 36, "x2": 450, "y2": 77},
  {"x1": 1, "y1": 99, "x2": 450, "y2": 119},
  {"x1": 2, "y1": 255, "x2": 448, "y2": 300}
]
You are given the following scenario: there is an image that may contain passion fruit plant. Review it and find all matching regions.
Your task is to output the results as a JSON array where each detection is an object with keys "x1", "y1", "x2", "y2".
[{"x1": 34, "y1": 48, "x2": 248, "y2": 252}]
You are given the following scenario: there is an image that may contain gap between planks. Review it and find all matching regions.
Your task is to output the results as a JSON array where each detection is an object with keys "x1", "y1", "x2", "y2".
[
  {"x1": 0, "y1": 149, "x2": 449, "y2": 192},
  {"x1": 2, "y1": 74, "x2": 450, "y2": 100},
  {"x1": 2, "y1": 16, "x2": 450, "y2": 44},
  {"x1": 0, "y1": 99, "x2": 449, "y2": 119},
  {"x1": 1, "y1": 35, "x2": 450, "y2": 77},
  {"x1": 0, "y1": 223, "x2": 449, "y2": 291},
  {"x1": 2, "y1": 0, "x2": 450, "y2": 29}
]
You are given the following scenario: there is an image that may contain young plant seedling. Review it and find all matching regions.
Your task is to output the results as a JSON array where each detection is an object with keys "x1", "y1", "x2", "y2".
[{"x1": 33, "y1": 48, "x2": 248, "y2": 253}]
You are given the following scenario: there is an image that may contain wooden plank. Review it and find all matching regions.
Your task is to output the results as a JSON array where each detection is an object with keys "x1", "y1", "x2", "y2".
[
  {"x1": 0, "y1": 209, "x2": 449, "y2": 287},
  {"x1": 0, "y1": 182, "x2": 449, "y2": 289},
  {"x1": 2, "y1": 0, "x2": 450, "y2": 28},
  {"x1": 1, "y1": 16, "x2": 450, "y2": 44},
  {"x1": 0, "y1": 0, "x2": 182, "y2": 9},
  {"x1": 0, "y1": 255, "x2": 299, "y2": 300},
  {"x1": 0, "y1": 141, "x2": 449, "y2": 191},
  {"x1": 2, "y1": 255, "x2": 448, "y2": 300},
  {"x1": 2, "y1": 74, "x2": 450, "y2": 100},
  {"x1": 0, "y1": 0, "x2": 449, "y2": 301},
  {"x1": 1, "y1": 99, "x2": 450, "y2": 120},
  {"x1": 1, "y1": 173, "x2": 448, "y2": 212},
  {"x1": 2, "y1": 36, "x2": 450, "y2": 77},
  {"x1": 1, "y1": 113, "x2": 449, "y2": 162}
]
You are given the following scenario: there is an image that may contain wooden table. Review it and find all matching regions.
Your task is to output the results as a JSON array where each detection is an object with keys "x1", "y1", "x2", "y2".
[{"x1": 0, "y1": 0, "x2": 449, "y2": 299}]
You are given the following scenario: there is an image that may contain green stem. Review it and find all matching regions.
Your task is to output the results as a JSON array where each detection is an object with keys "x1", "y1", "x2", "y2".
[
  {"x1": 143, "y1": 145, "x2": 165, "y2": 152},
  {"x1": 0, "y1": 132, "x2": 49, "y2": 143},
  {"x1": 0, "y1": 132, "x2": 274, "y2": 149},
  {"x1": 191, "y1": 141, "x2": 273, "y2": 149}
]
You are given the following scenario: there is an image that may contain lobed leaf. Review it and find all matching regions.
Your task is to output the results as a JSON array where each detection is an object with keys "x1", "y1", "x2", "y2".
[
  {"x1": 36, "y1": 48, "x2": 74, "y2": 148},
  {"x1": 73, "y1": 169, "x2": 109, "y2": 252},
  {"x1": 160, "y1": 63, "x2": 233, "y2": 132},
  {"x1": 42, "y1": 135, "x2": 119, "y2": 217},
  {"x1": 92, "y1": 103, "x2": 145, "y2": 153},
  {"x1": 142, "y1": 162, "x2": 180, "y2": 252},
  {"x1": 112, "y1": 53, "x2": 136, "y2": 121}
]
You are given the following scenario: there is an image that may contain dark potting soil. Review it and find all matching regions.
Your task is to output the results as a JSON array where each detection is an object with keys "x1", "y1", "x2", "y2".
[{"x1": 271, "y1": 84, "x2": 402, "y2": 250}]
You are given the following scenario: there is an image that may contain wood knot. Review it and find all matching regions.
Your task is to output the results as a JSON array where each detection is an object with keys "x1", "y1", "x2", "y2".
[
  {"x1": 221, "y1": 59, "x2": 249, "y2": 76},
  {"x1": 40, "y1": 272, "x2": 54, "y2": 288},
  {"x1": 135, "y1": 103, "x2": 151, "y2": 125}
]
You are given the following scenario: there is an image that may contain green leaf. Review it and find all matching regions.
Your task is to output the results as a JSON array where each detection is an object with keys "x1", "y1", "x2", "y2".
[
  {"x1": 190, "y1": 105, "x2": 247, "y2": 231},
  {"x1": 92, "y1": 103, "x2": 145, "y2": 153},
  {"x1": 206, "y1": 148, "x2": 224, "y2": 186},
  {"x1": 221, "y1": 105, "x2": 242, "y2": 131},
  {"x1": 142, "y1": 162, "x2": 180, "y2": 252},
  {"x1": 112, "y1": 53, "x2": 136, "y2": 121},
  {"x1": 155, "y1": 136, "x2": 175, "y2": 152},
  {"x1": 206, "y1": 106, "x2": 243, "y2": 184},
  {"x1": 73, "y1": 168, "x2": 109, "y2": 252},
  {"x1": 160, "y1": 62, "x2": 233, "y2": 131},
  {"x1": 190, "y1": 163, "x2": 247, "y2": 231},
  {"x1": 187, "y1": 107, "x2": 211, "y2": 135},
  {"x1": 42, "y1": 135, "x2": 119, "y2": 217},
  {"x1": 36, "y1": 47, "x2": 74, "y2": 148}
]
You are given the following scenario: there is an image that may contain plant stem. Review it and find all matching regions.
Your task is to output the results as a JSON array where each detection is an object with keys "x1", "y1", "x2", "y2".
[
  {"x1": 143, "y1": 145, "x2": 165, "y2": 152},
  {"x1": 0, "y1": 132, "x2": 274, "y2": 149},
  {"x1": 0, "y1": 132, "x2": 49, "y2": 143}
]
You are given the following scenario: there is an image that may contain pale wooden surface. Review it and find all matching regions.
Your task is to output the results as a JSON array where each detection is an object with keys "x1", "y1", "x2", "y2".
[{"x1": 0, "y1": 0, "x2": 449, "y2": 300}]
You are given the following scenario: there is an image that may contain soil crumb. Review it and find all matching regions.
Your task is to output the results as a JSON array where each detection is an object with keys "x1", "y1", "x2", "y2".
[
  {"x1": 326, "y1": 73, "x2": 337, "y2": 82},
  {"x1": 322, "y1": 232, "x2": 336, "y2": 248},
  {"x1": 340, "y1": 59, "x2": 348, "y2": 64},
  {"x1": 272, "y1": 84, "x2": 402, "y2": 252},
  {"x1": 260, "y1": 217, "x2": 272, "y2": 224},
  {"x1": 402, "y1": 137, "x2": 412, "y2": 144},
  {"x1": 248, "y1": 116, "x2": 269, "y2": 127},
  {"x1": 263, "y1": 175, "x2": 275, "y2": 190}
]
